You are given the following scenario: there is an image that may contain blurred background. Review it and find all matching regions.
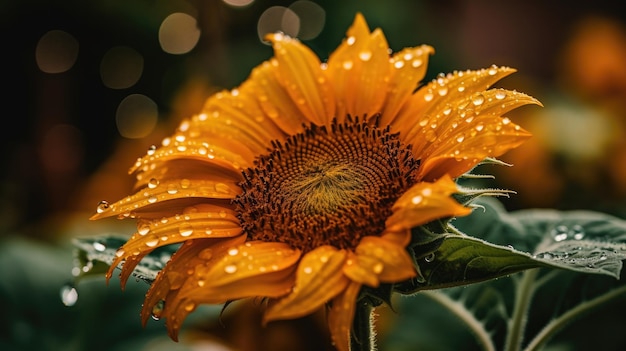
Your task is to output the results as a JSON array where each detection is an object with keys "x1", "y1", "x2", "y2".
[{"x1": 2, "y1": 0, "x2": 626, "y2": 350}]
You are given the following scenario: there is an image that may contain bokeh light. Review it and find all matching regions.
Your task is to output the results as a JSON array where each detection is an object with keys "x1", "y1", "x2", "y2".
[
  {"x1": 115, "y1": 94, "x2": 158, "y2": 139},
  {"x1": 159, "y1": 12, "x2": 201, "y2": 55},
  {"x1": 257, "y1": 6, "x2": 299, "y2": 43},
  {"x1": 35, "y1": 30, "x2": 79, "y2": 74},
  {"x1": 288, "y1": 1, "x2": 325, "y2": 40},
  {"x1": 223, "y1": 0, "x2": 255, "y2": 7},
  {"x1": 100, "y1": 46, "x2": 144, "y2": 89}
]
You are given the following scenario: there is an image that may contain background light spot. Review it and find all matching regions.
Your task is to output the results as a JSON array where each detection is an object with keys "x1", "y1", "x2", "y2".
[
  {"x1": 35, "y1": 30, "x2": 79, "y2": 73},
  {"x1": 257, "y1": 6, "x2": 300, "y2": 43},
  {"x1": 159, "y1": 12, "x2": 201, "y2": 55},
  {"x1": 100, "y1": 46, "x2": 144, "y2": 89},
  {"x1": 115, "y1": 94, "x2": 158, "y2": 139},
  {"x1": 289, "y1": 1, "x2": 326, "y2": 40},
  {"x1": 223, "y1": 0, "x2": 255, "y2": 7}
]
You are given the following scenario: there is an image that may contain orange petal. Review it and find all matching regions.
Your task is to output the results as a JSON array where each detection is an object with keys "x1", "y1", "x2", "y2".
[
  {"x1": 161, "y1": 241, "x2": 300, "y2": 340},
  {"x1": 386, "y1": 175, "x2": 472, "y2": 231},
  {"x1": 128, "y1": 121, "x2": 254, "y2": 178},
  {"x1": 245, "y1": 60, "x2": 310, "y2": 135},
  {"x1": 354, "y1": 236, "x2": 416, "y2": 283},
  {"x1": 140, "y1": 236, "x2": 246, "y2": 326},
  {"x1": 411, "y1": 88, "x2": 539, "y2": 181},
  {"x1": 105, "y1": 206, "x2": 242, "y2": 286},
  {"x1": 264, "y1": 245, "x2": 349, "y2": 322},
  {"x1": 91, "y1": 177, "x2": 241, "y2": 220},
  {"x1": 265, "y1": 33, "x2": 336, "y2": 126},
  {"x1": 380, "y1": 45, "x2": 434, "y2": 126},
  {"x1": 343, "y1": 251, "x2": 379, "y2": 287},
  {"x1": 326, "y1": 13, "x2": 391, "y2": 121},
  {"x1": 328, "y1": 280, "x2": 361, "y2": 351}
]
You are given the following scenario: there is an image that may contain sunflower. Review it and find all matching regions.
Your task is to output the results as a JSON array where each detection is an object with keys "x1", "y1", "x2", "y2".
[{"x1": 91, "y1": 13, "x2": 539, "y2": 351}]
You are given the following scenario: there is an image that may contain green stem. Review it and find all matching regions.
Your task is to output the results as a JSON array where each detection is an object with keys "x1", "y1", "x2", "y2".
[
  {"x1": 504, "y1": 269, "x2": 539, "y2": 351},
  {"x1": 523, "y1": 284, "x2": 626, "y2": 351},
  {"x1": 351, "y1": 301, "x2": 375, "y2": 351},
  {"x1": 422, "y1": 291, "x2": 495, "y2": 351}
]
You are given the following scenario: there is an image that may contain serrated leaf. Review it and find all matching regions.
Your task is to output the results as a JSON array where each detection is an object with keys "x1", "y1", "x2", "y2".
[{"x1": 72, "y1": 235, "x2": 180, "y2": 284}]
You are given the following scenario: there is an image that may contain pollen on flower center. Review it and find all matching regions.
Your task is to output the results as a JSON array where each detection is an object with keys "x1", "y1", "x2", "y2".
[{"x1": 234, "y1": 116, "x2": 418, "y2": 252}]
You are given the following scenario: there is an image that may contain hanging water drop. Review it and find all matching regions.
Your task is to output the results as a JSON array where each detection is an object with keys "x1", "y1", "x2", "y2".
[
  {"x1": 424, "y1": 253, "x2": 435, "y2": 263},
  {"x1": 151, "y1": 300, "x2": 165, "y2": 321},
  {"x1": 96, "y1": 200, "x2": 109, "y2": 214},
  {"x1": 60, "y1": 284, "x2": 78, "y2": 306}
]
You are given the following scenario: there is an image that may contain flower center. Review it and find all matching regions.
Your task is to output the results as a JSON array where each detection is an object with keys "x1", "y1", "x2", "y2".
[{"x1": 234, "y1": 117, "x2": 418, "y2": 252}]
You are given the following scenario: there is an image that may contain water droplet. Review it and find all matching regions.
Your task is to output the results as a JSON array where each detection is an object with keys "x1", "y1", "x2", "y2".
[
  {"x1": 199, "y1": 248, "x2": 213, "y2": 260},
  {"x1": 179, "y1": 223, "x2": 193, "y2": 237},
  {"x1": 180, "y1": 179, "x2": 191, "y2": 188},
  {"x1": 145, "y1": 237, "x2": 159, "y2": 247},
  {"x1": 411, "y1": 59, "x2": 423, "y2": 68},
  {"x1": 184, "y1": 302, "x2": 196, "y2": 312},
  {"x1": 138, "y1": 224, "x2": 151, "y2": 236},
  {"x1": 151, "y1": 300, "x2": 165, "y2": 320},
  {"x1": 570, "y1": 224, "x2": 585, "y2": 240},
  {"x1": 346, "y1": 36, "x2": 356, "y2": 46},
  {"x1": 60, "y1": 284, "x2": 78, "y2": 306},
  {"x1": 147, "y1": 145, "x2": 157, "y2": 155},
  {"x1": 148, "y1": 196, "x2": 157, "y2": 204},
  {"x1": 456, "y1": 135, "x2": 465, "y2": 143},
  {"x1": 342, "y1": 60, "x2": 353, "y2": 70},
  {"x1": 224, "y1": 265, "x2": 237, "y2": 273},
  {"x1": 358, "y1": 50, "x2": 372, "y2": 61},
  {"x1": 424, "y1": 93, "x2": 434, "y2": 102},
  {"x1": 115, "y1": 248, "x2": 125, "y2": 257},
  {"x1": 411, "y1": 195, "x2": 423, "y2": 205},
  {"x1": 394, "y1": 60, "x2": 405, "y2": 69},
  {"x1": 424, "y1": 253, "x2": 435, "y2": 263},
  {"x1": 93, "y1": 241, "x2": 106, "y2": 252},
  {"x1": 438, "y1": 87, "x2": 448, "y2": 96},
  {"x1": 228, "y1": 248, "x2": 239, "y2": 256},
  {"x1": 488, "y1": 65, "x2": 498, "y2": 75},
  {"x1": 471, "y1": 93, "x2": 485, "y2": 106},
  {"x1": 552, "y1": 225, "x2": 569, "y2": 242},
  {"x1": 303, "y1": 266, "x2": 312, "y2": 274},
  {"x1": 148, "y1": 178, "x2": 159, "y2": 189},
  {"x1": 96, "y1": 200, "x2": 109, "y2": 213},
  {"x1": 495, "y1": 91, "x2": 507, "y2": 100}
]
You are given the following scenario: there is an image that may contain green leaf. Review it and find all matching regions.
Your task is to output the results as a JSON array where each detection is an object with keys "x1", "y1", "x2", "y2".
[
  {"x1": 72, "y1": 235, "x2": 180, "y2": 284},
  {"x1": 384, "y1": 197, "x2": 626, "y2": 351}
]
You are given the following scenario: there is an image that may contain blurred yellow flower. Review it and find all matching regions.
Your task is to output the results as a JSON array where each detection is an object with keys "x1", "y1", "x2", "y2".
[{"x1": 92, "y1": 13, "x2": 538, "y2": 351}]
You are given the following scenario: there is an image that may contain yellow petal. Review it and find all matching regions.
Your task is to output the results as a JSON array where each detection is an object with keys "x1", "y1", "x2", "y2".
[
  {"x1": 265, "y1": 33, "x2": 336, "y2": 126},
  {"x1": 91, "y1": 177, "x2": 241, "y2": 220},
  {"x1": 128, "y1": 122, "x2": 254, "y2": 178},
  {"x1": 410, "y1": 88, "x2": 538, "y2": 181},
  {"x1": 160, "y1": 241, "x2": 300, "y2": 340},
  {"x1": 264, "y1": 245, "x2": 349, "y2": 322},
  {"x1": 343, "y1": 252, "x2": 379, "y2": 287},
  {"x1": 355, "y1": 236, "x2": 416, "y2": 283},
  {"x1": 326, "y1": 13, "x2": 391, "y2": 121},
  {"x1": 328, "y1": 280, "x2": 361, "y2": 351},
  {"x1": 386, "y1": 175, "x2": 472, "y2": 231},
  {"x1": 141, "y1": 235, "x2": 247, "y2": 326},
  {"x1": 246, "y1": 60, "x2": 310, "y2": 135},
  {"x1": 380, "y1": 45, "x2": 434, "y2": 126},
  {"x1": 105, "y1": 207, "x2": 242, "y2": 287}
]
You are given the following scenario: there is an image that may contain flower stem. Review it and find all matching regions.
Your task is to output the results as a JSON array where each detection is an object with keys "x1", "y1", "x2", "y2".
[
  {"x1": 351, "y1": 301, "x2": 375, "y2": 351},
  {"x1": 504, "y1": 269, "x2": 539, "y2": 351}
]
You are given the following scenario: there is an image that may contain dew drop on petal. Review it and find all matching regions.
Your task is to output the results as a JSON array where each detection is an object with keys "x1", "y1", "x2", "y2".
[
  {"x1": 145, "y1": 237, "x2": 159, "y2": 247},
  {"x1": 303, "y1": 266, "x2": 312, "y2": 274},
  {"x1": 179, "y1": 223, "x2": 193, "y2": 237},
  {"x1": 224, "y1": 265, "x2": 237, "y2": 273},
  {"x1": 411, "y1": 195, "x2": 423, "y2": 205},
  {"x1": 148, "y1": 178, "x2": 159, "y2": 189},
  {"x1": 96, "y1": 200, "x2": 109, "y2": 214},
  {"x1": 495, "y1": 91, "x2": 507, "y2": 100},
  {"x1": 138, "y1": 224, "x2": 150, "y2": 235},
  {"x1": 346, "y1": 36, "x2": 356, "y2": 46},
  {"x1": 342, "y1": 60, "x2": 353, "y2": 70},
  {"x1": 372, "y1": 263, "x2": 384, "y2": 274},
  {"x1": 394, "y1": 60, "x2": 405, "y2": 69},
  {"x1": 147, "y1": 145, "x2": 157, "y2": 155},
  {"x1": 115, "y1": 249, "x2": 125, "y2": 257},
  {"x1": 151, "y1": 300, "x2": 165, "y2": 321},
  {"x1": 228, "y1": 248, "x2": 239, "y2": 256},
  {"x1": 472, "y1": 93, "x2": 485, "y2": 106},
  {"x1": 359, "y1": 50, "x2": 372, "y2": 61}
]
